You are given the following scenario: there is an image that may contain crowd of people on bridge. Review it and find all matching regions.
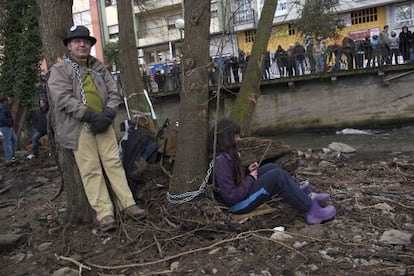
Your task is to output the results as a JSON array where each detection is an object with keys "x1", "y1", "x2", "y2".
[
  {"x1": 140, "y1": 25, "x2": 413, "y2": 93},
  {"x1": 209, "y1": 25, "x2": 414, "y2": 83},
  {"x1": 142, "y1": 60, "x2": 181, "y2": 93}
]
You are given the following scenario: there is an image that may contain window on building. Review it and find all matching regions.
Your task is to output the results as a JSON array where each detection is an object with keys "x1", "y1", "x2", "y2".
[
  {"x1": 73, "y1": 11, "x2": 92, "y2": 26},
  {"x1": 351, "y1": 8, "x2": 378, "y2": 25},
  {"x1": 211, "y1": 1, "x2": 218, "y2": 18},
  {"x1": 288, "y1": 23, "x2": 295, "y2": 36},
  {"x1": 105, "y1": 0, "x2": 117, "y2": 6},
  {"x1": 244, "y1": 30, "x2": 256, "y2": 43},
  {"x1": 395, "y1": 4, "x2": 413, "y2": 28},
  {"x1": 108, "y1": 25, "x2": 119, "y2": 40},
  {"x1": 234, "y1": 9, "x2": 254, "y2": 25},
  {"x1": 167, "y1": 15, "x2": 182, "y2": 30},
  {"x1": 275, "y1": 0, "x2": 288, "y2": 17},
  {"x1": 236, "y1": 0, "x2": 251, "y2": 9},
  {"x1": 234, "y1": 0, "x2": 254, "y2": 25}
]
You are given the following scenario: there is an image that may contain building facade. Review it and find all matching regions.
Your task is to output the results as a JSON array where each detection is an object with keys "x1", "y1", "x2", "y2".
[
  {"x1": 73, "y1": 0, "x2": 237, "y2": 67},
  {"x1": 133, "y1": 0, "x2": 238, "y2": 64},
  {"x1": 73, "y1": 0, "x2": 414, "y2": 66},
  {"x1": 235, "y1": 0, "x2": 413, "y2": 55}
]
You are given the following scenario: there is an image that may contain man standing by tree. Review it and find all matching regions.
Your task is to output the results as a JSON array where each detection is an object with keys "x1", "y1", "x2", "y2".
[
  {"x1": 27, "y1": 99, "x2": 53, "y2": 159},
  {"x1": 48, "y1": 25, "x2": 146, "y2": 232},
  {"x1": 0, "y1": 96, "x2": 18, "y2": 165}
]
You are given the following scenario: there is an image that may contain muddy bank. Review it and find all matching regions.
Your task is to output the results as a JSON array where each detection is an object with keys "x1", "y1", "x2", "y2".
[{"x1": 0, "y1": 145, "x2": 413, "y2": 275}]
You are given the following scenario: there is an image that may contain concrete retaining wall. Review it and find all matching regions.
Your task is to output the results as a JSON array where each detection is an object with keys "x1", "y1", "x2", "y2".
[{"x1": 147, "y1": 66, "x2": 414, "y2": 135}]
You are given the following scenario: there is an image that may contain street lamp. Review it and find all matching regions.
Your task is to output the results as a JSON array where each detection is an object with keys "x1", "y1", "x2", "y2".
[{"x1": 175, "y1": 18, "x2": 185, "y2": 41}]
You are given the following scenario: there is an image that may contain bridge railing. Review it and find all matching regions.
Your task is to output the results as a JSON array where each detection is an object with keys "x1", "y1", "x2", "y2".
[{"x1": 145, "y1": 43, "x2": 414, "y2": 94}]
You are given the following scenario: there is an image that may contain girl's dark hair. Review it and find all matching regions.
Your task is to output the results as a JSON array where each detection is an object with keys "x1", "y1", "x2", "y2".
[{"x1": 208, "y1": 118, "x2": 244, "y2": 185}]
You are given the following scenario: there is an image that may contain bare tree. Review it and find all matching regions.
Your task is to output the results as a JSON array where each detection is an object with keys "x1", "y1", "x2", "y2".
[
  {"x1": 36, "y1": 0, "x2": 95, "y2": 224},
  {"x1": 117, "y1": 0, "x2": 149, "y2": 115},
  {"x1": 230, "y1": 0, "x2": 278, "y2": 135},
  {"x1": 168, "y1": 0, "x2": 211, "y2": 199}
]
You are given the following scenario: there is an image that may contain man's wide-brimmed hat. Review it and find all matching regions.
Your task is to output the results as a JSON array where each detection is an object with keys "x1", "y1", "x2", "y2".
[{"x1": 63, "y1": 25, "x2": 97, "y2": 46}]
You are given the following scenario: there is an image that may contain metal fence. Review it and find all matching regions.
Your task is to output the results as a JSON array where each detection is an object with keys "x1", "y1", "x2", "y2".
[{"x1": 142, "y1": 43, "x2": 414, "y2": 93}]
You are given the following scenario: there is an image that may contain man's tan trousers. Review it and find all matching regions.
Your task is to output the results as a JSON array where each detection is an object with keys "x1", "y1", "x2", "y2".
[{"x1": 73, "y1": 125, "x2": 136, "y2": 221}]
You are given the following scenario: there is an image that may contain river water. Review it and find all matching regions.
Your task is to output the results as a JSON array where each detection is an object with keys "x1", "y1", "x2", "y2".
[{"x1": 269, "y1": 124, "x2": 414, "y2": 154}]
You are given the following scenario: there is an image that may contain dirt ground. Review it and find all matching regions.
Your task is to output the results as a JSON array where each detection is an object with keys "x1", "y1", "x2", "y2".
[{"x1": 0, "y1": 144, "x2": 413, "y2": 276}]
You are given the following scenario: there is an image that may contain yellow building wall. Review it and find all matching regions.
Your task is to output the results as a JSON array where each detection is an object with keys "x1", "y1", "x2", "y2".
[{"x1": 237, "y1": 6, "x2": 387, "y2": 55}]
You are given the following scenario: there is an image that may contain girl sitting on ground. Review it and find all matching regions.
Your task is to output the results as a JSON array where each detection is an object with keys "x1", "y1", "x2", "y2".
[{"x1": 208, "y1": 118, "x2": 337, "y2": 224}]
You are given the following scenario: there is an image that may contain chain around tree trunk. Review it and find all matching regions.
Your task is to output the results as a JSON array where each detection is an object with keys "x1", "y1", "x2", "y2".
[{"x1": 166, "y1": 160, "x2": 214, "y2": 204}]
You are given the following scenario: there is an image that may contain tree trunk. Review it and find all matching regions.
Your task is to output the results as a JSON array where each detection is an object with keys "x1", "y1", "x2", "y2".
[
  {"x1": 169, "y1": 0, "x2": 211, "y2": 196},
  {"x1": 230, "y1": 0, "x2": 278, "y2": 135},
  {"x1": 36, "y1": 0, "x2": 71, "y2": 68},
  {"x1": 36, "y1": 0, "x2": 95, "y2": 224},
  {"x1": 117, "y1": 0, "x2": 149, "y2": 116},
  {"x1": 11, "y1": 100, "x2": 27, "y2": 142}
]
